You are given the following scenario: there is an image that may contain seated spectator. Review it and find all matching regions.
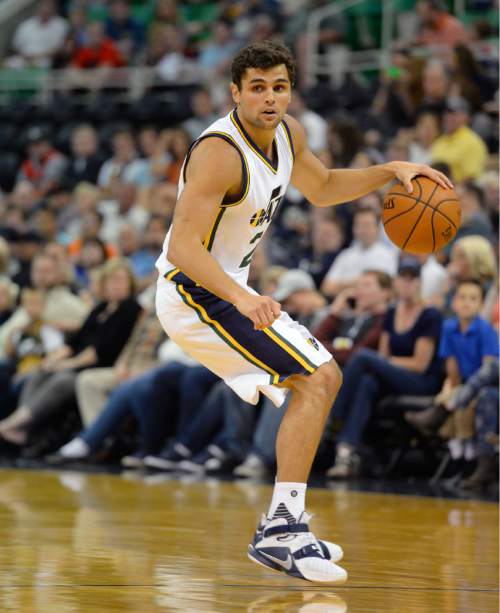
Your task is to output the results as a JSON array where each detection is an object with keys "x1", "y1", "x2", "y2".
[
  {"x1": 182, "y1": 88, "x2": 218, "y2": 142},
  {"x1": 288, "y1": 91, "x2": 328, "y2": 154},
  {"x1": 405, "y1": 279, "x2": 498, "y2": 441},
  {"x1": 73, "y1": 285, "x2": 163, "y2": 428},
  {"x1": 445, "y1": 235, "x2": 497, "y2": 316},
  {"x1": 6, "y1": 0, "x2": 68, "y2": 68},
  {"x1": 314, "y1": 270, "x2": 393, "y2": 368},
  {"x1": 416, "y1": 60, "x2": 450, "y2": 118},
  {"x1": 198, "y1": 21, "x2": 240, "y2": 76},
  {"x1": 371, "y1": 52, "x2": 425, "y2": 135},
  {"x1": 0, "y1": 258, "x2": 141, "y2": 447},
  {"x1": 413, "y1": 0, "x2": 468, "y2": 48},
  {"x1": 321, "y1": 207, "x2": 398, "y2": 297},
  {"x1": 97, "y1": 130, "x2": 149, "y2": 192},
  {"x1": 31, "y1": 205, "x2": 59, "y2": 244},
  {"x1": 455, "y1": 359, "x2": 498, "y2": 489},
  {"x1": 0, "y1": 252, "x2": 90, "y2": 358},
  {"x1": 50, "y1": 361, "x2": 218, "y2": 466},
  {"x1": 453, "y1": 182, "x2": 495, "y2": 243},
  {"x1": 17, "y1": 127, "x2": 67, "y2": 199},
  {"x1": 164, "y1": 129, "x2": 192, "y2": 185},
  {"x1": 67, "y1": 211, "x2": 118, "y2": 262},
  {"x1": 74, "y1": 237, "x2": 110, "y2": 289},
  {"x1": 99, "y1": 182, "x2": 149, "y2": 244},
  {"x1": 408, "y1": 112, "x2": 441, "y2": 165},
  {"x1": 105, "y1": 0, "x2": 146, "y2": 63},
  {"x1": 155, "y1": 25, "x2": 197, "y2": 82},
  {"x1": 127, "y1": 215, "x2": 166, "y2": 290},
  {"x1": 326, "y1": 257, "x2": 443, "y2": 479},
  {"x1": 303, "y1": 212, "x2": 345, "y2": 288},
  {"x1": 63, "y1": 182, "x2": 102, "y2": 242},
  {"x1": 71, "y1": 21, "x2": 125, "y2": 70},
  {"x1": 4, "y1": 288, "x2": 63, "y2": 382},
  {"x1": 431, "y1": 97, "x2": 488, "y2": 182},
  {"x1": 65, "y1": 125, "x2": 104, "y2": 189},
  {"x1": 415, "y1": 253, "x2": 449, "y2": 305},
  {"x1": 273, "y1": 269, "x2": 327, "y2": 329}
]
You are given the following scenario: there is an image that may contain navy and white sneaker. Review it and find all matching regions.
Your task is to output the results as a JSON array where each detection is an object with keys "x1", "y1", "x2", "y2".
[
  {"x1": 251, "y1": 512, "x2": 344, "y2": 563},
  {"x1": 248, "y1": 504, "x2": 347, "y2": 584}
]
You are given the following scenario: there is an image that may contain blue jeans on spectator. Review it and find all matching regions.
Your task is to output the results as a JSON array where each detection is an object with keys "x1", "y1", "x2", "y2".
[
  {"x1": 475, "y1": 387, "x2": 499, "y2": 457},
  {"x1": 332, "y1": 348, "x2": 442, "y2": 447},
  {"x1": 80, "y1": 362, "x2": 217, "y2": 454}
]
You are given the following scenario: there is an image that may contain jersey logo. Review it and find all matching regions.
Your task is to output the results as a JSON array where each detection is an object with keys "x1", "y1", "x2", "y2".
[{"x1": 249, "y1": 186, "x2": 284, "y2": 227}]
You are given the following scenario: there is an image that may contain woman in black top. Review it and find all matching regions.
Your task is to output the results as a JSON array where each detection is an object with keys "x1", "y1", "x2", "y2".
[
  {"x1": 0, "y1": 258, "x2": 141, "y2": 445},
  {"x1": 326, "y1": 257, "x2": 443, "y2": 478}
]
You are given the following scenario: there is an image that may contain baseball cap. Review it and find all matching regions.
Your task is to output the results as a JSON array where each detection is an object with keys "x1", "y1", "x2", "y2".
[
  {"x1": 397, "y1": 256, "x2": 421, "y2": 278},
  {"x1": 273, "y1": 269, "x2": 315, "y2": 301},
  {"x1": 444, "y1": 96, "x2": 470, "y2": 114}
]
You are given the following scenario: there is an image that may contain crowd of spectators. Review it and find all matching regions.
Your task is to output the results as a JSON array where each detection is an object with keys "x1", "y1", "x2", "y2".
[{"x1": 0, "y1": 0, "x2": 498, "y2": 491}]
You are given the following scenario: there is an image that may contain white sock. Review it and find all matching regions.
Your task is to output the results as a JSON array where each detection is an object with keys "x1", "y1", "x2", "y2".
[
  {"x1": 268, "y1": 481, "x2": 307, "y2": 522},
  {"x1": 464, "y1": 440, "x2": 476, "y2": 461},
  {"x1": 59, "y1": 437, "x2": 90, "y2": 459},
  {"x1": 448, "y1": 438, "x2": 463, "y2": 460}
]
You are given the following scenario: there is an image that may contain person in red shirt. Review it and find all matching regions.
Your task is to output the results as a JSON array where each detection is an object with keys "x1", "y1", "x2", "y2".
[
  {"x1": 414, "y1": 0, "x2": 468, "y2": 47},
  {"x1": 72, "y1": 21, "x2": 124, "y2": 68}
]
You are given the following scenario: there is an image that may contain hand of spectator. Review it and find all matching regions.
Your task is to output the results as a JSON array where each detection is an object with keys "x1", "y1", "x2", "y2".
[
  {"x1": 46, "y1": 358, "x2": 74, "y2": 372},
  {"x1": 386, "y1": 161, "x2": 453, "y2": 193},
  {"x1": 330, "y1": 287, "x2": 356, "y2": 317},
  {"x1": 114, "y1": 363, "x2": 130, "y2": 383}
]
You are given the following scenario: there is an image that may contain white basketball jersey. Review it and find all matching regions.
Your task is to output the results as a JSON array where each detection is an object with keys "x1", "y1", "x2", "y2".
[{"x1": 155, "y1": 109, "x2": 294, "y2": 286}]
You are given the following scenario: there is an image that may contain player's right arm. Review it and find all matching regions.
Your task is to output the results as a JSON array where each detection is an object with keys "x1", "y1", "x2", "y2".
[{"x1": 167, "y1": 138, "x2": 281, "y2": 330}]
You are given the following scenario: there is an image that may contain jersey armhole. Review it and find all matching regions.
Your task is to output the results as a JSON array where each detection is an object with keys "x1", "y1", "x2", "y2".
[
  {"x1": 281, "y1": 119, "x2": 295, "y2": 161},
  {"x1": 182, "y1": 132, "x2": 249, "y2": 208}
]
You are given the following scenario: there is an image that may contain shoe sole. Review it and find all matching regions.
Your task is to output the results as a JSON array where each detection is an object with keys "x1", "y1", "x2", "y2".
[
  {"x1": 143, "y1": 459, "x2": 178, "y2": 470},
  {"x1": 247, "y1": 545, "x2": 347, "y2": 584}
]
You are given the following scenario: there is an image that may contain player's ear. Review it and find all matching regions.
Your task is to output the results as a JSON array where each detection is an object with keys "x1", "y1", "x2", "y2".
[{"x1": 230, "y1": 82, "x2": 240, "y2": 104}]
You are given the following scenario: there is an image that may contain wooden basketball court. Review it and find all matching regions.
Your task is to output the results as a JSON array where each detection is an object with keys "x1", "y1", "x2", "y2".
[{"x1": 0, "y1": 468, "x2": 497, "y2": 612}]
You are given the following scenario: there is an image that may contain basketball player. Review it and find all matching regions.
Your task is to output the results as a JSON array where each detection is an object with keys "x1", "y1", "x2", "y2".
[{"x1": 155, "y1": 42, "x2": 451, "y2": 583}]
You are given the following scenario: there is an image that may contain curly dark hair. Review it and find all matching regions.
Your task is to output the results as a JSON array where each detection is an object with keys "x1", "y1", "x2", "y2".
[{"x1": 231, "y1": 42, "x2": 296, "y2": 89}]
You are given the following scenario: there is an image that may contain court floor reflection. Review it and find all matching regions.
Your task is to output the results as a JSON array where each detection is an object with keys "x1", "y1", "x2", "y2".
[{"x1": 0, "y1": 469, "x2": 497, "y2": 612}]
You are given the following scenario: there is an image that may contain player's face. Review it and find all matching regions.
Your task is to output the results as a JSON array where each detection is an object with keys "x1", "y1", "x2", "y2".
[
  {"x1": 231, "y1": 65, "x2": 292, "y2": 130},
  {"x1": 452, "y1": 284, "x2": 483, "y2": 320}
]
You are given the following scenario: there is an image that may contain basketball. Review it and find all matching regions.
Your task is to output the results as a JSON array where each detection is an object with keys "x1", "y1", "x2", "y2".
[{"x1": 382, "y1": 176, "x2": 461, "y2": 254}]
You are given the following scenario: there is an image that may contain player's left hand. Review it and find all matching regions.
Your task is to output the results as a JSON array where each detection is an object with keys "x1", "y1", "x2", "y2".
[{"x1": 387, "y1": 161, "x2": 454, "y2": 194}]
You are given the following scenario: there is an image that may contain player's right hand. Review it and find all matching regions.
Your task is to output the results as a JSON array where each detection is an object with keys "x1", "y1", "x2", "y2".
[{"x1": 234, "y1": 294, "x2": 281, "y2": 331}]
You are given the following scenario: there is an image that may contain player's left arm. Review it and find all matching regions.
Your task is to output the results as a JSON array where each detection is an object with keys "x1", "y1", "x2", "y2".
[{"x1": 286, "y1": 115, "x2": 453, "y2": 206}]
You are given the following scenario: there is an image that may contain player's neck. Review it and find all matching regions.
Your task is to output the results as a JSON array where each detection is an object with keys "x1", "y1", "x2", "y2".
[{"x1": 236, "y1": 111, "x2": 276, "y2": 158}]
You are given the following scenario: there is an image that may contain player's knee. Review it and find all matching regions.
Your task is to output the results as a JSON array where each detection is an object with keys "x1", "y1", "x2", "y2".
[{"x1": 306, "y1": 361, "x2": 342, "y2": 402}]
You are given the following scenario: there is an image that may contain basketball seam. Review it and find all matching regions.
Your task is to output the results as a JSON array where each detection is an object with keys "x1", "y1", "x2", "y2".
[
  {"x1": 430, "y1": 198, "x2": 457, "y2": 252},
  {"x1": 383, "y1": 179, "x2": 422, "y2": 227},
  {"x1": 384, "y1": 194, "x2": 460, "y2": 230},
  {"x1": 401, "y1": 180, "x2": 439, "y2": 251}
]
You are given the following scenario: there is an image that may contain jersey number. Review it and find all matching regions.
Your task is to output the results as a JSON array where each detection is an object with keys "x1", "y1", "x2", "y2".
[{"x1": 239, "y1": 187, "x2": 284, "y2": 268}]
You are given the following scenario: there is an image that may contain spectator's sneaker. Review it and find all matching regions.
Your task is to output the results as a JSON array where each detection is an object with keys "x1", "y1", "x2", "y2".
[
  {"x1": 233, "y1": 453, "x2": 269, "y2": 478},
  {"x1": 120, "y1": 452, "x2": 146, "y2": 469},
  {"x1": 144, "y1": 443, "x2": 191, "y2": 471},
  {"x1": 251, "y1": 512, "x2": 343, "y2": 563},
  {"x1": 326, "y1": 443, "x2": 361, "y2": 479},
  {"x1": 248, "y1": 505, "x2": 347, "y2": 584},
  {"x1": 178, "y1": 445, "x2": 228, "y2": 474}
]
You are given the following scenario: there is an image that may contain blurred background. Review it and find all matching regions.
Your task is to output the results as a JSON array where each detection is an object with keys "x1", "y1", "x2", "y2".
[{"x1": 0, "y1": 0, "x2": 497, "y2": 495}]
